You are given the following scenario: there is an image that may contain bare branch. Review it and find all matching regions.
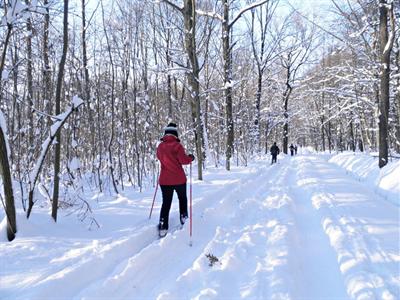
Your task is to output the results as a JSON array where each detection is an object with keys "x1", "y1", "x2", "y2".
[
  {"x1": 160, "y1": 0, "x2": 183, "y2": 13},
  {"x1": 287, "y1": 1, "x2": 345, "y2": 43},
  {"x1": 229, "y1": 0, "x2": 269, "y2": 28}
]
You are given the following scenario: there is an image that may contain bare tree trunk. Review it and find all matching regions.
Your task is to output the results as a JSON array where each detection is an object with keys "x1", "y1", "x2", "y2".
[
  {"x1": 222, "y1": 0, "x2": 234, "y2": 170},
  {"x1": 249, "y1": 3, "x2": 276, "y2": 153},
  {"x1": 26, "y1": 0, "x2": 34, "y2": 147},
  {"x1": 183, "y1": 0, "x2": 203, "y2": 180},
  {"x1": 162, "y1": 0, "x2": 204, "y2": 178},
  {"x1": 10, "y1": 41, "x2": 18, "y2": 165},
  {"x1": 43, "y1": 0, "x2": 52, "y2": 121},
  {"x1": 95, "y1": 87, "x2": 103, "y2": 192},
  {"x1": 133, "y1": 85, "x2": 141, "y2": 189},
  {"x1": 327, "y1": 118, "x2": 332, "y2": 152},
  {"x1": 282, "y1": 68, "x2": 292, "y2": 154},
  {"x1": 349, "y1": 119, "x2": 355, "y2": 151},
  {"x1": 101, "y1": 0, "x2": 119, "y2": 194},
  {"x1": 81, "y1": 0, "x2": 96, "y2": 174},
  {"x1": 52, "y1": 0, "x2": 69, "y2": 222},
  {"x1": 166, "y1": 29, "x2": 173, "y2": 120},
  {"x1": 0, "y1": 24, "x2": 17, "y2": 241},
  {"x1": 378, "y1": 0, "x2": 394, "y2": 168},
  {"x1": 321, "y1": 116, "x2": 326, "y2": 152},
  {"x1": 0, "y1": 117, "x2": 17, "y2": 241},
  {"x1": 395, "y1": 45, "x2": 400, "y2": 153}
]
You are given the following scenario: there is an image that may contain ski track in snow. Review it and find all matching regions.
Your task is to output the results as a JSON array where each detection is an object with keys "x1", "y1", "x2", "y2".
[
  {"x1": 295, "y1": 156, "x2": 399, "y2": 300},
  {"x1": 1, "y1": 155, "x2": 399, "y2": 300}
]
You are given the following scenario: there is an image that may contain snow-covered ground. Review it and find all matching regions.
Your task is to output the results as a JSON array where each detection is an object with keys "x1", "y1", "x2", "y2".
[{"x1": 1, "y1": 152, "x2": 399, "y2": 300}]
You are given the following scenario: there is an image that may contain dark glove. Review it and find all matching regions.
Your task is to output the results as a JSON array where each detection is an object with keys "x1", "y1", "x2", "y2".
[{"x1": 188, "y1": 154, "x2": 195, "y2": 161}]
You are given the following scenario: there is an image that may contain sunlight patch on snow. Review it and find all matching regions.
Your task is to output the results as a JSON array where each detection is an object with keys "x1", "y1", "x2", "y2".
[
  {"x1": 0, "y1": 272, "x2": 41, "y2": 289},
  {"x1": 346, "y1": 278, "x2": 375, "y2": 299},
  {"x1": 266, "y1": 219, "x2": 278, "y2": 228},
  {"x1": 270, "y1": 292, "x2": 291, "y2": 300},
  {"x1": 381, "y1": 289, "x2": 397, "y2": 300},
  {"x1": 178, "y1": 258, "x2": 203, "y2": 279},
  {"x1": 312, "y1": 194, "x2": 333, "y2": 210},
  {"x1": 193, "y1": 288, "x2": 218, "y2": 300},
  {"x1": 364, "y1": 224, "x2": 400, "y2": 235},
  {"x1": 265, "y1": 250, "x2": 288, "y2": 272},
  {"x1": 50, "y1": 247, "x2": 90, "y2": 263},
  {"x1": 322, "y1": 217, "x2": 345, "y2": 246},
  {"x1": 340, "y1": 257, "x2": 360, "y2": 274},
  {"x1": 240, "y1": 281, "x2": 257, "y2": 298},
  {"x1": 39, "y1": 265, "x2": 75, "y2": 282},
  {"x1": 263, "y1": 195, "x2": 290, "y2": 210},
  {"x1": 267, "y1": 224, "x2": 288, "y2": 245},
  {"x1": 297, "y1": 177, "x2": 318, "y2": 187},
  {"x1": 369, "y1": 251, "x2": 400, "y2": 264},
  {"x1": 91, "y1": 192, "x2": 104, "y2": 200},
  {"x1": 209, "y1": 179, "x2": 239, "y2": 186},
  {"x1": 108, "y1": 195, "x2": 136, "y2": 205}
]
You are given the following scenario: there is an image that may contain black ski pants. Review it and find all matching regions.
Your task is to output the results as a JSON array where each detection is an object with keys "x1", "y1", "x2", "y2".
[
  {"x1": 159, "y1": 184, "x2": 188, "y2": 229},
  {"x1": 271, "y1": 154, "x2": 278, "y2": 164}
]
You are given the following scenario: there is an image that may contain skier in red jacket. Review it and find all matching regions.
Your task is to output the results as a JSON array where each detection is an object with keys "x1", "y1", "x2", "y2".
[{"x1": 157, "y1": 123, "x2": 194, "y2": 237}]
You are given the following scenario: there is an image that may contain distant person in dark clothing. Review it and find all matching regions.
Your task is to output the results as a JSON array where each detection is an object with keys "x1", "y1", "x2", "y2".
[
  {"x1": 294, "y1": 145, "x2": 298, "y2": 155},
  {"x1": 270, "y1": 142, "x2": 280, "y2": 164},
  {"x1": 289, "y1": 144, "x2": 295, "y2": 156}
]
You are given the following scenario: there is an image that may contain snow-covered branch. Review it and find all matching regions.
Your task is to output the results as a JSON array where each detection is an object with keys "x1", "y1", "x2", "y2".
[
  {"x1": 383, "y1": 3, "x2": 395, "y2": 56},
  {"x1": 27, "y1": 96, "x2": 84, "y2": 218},
  {"x1": 196, "y1": 9, "x2": 223, "y2": 22},
  {"x1": 29, "y1": 96, "x2": 83, "y2": 188}
]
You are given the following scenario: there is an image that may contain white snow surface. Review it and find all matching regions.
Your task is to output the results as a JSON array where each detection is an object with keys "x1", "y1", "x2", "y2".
[
  {"x1": 1, "y1": 152, "x2": 399, "y2": 300},
  {"x1": 329, "y1": 153, "x2": 400, "y2": 205}
]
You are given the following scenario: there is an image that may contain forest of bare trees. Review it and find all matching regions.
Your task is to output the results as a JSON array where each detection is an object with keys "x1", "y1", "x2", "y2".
[{"x1": 0, "y1": 0, "x2": 398, "y2": 241}]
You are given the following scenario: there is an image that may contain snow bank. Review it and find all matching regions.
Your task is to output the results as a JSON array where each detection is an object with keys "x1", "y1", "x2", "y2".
[{"x1": 329, "y1": 152, "x2": 400, "y2": 205}]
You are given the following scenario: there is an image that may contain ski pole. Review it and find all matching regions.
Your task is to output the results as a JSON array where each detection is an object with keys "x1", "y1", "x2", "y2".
[
  {"x1": 189, "y1": 162, "x2": 193, "y2": 246},
  {"x1": 149, "y1": 176, "x2": 159, "y2": 219}
]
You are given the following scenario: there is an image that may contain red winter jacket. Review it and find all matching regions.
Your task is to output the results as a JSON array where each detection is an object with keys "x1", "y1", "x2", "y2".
[{"x1": 157, "y1": 135, "x2": 193, "y2": 185}]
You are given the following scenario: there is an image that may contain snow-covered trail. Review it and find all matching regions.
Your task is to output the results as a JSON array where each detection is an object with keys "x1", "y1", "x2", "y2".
[
  {"x1": 1, "y1": 154, "x2": 399, "y2": 300},
  {"x1": 294, "y1": 156, "x2": 399, "y2": 300}
]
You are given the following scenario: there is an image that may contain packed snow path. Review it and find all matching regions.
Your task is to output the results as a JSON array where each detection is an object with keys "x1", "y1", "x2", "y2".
[{"x1": 1, "y1": 155, "x2": 399, "y2": 300}]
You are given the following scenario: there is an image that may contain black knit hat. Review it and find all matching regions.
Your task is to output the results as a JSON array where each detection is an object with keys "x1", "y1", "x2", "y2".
[{"x1": 164, "y1": 122, "x2": 178, "y2": 138}]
